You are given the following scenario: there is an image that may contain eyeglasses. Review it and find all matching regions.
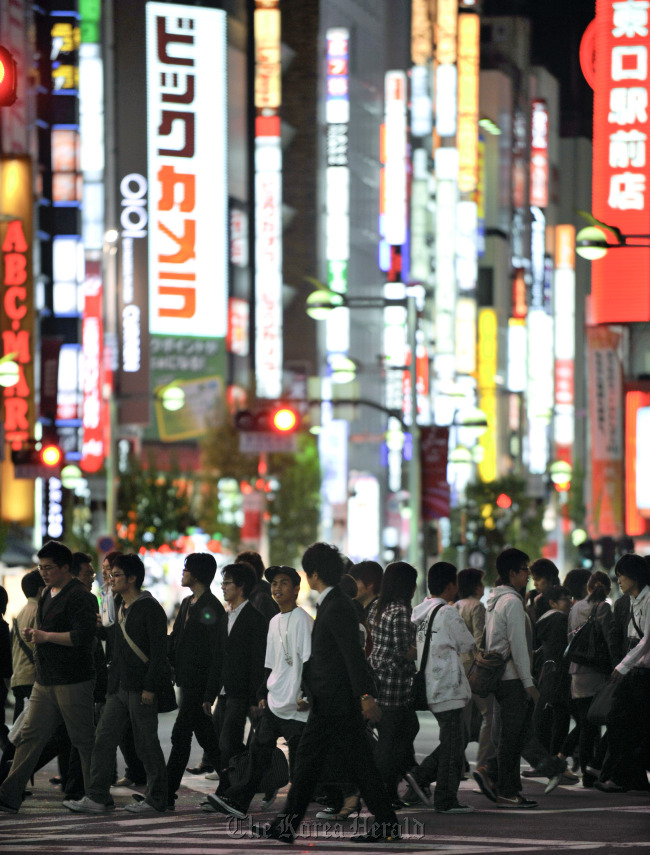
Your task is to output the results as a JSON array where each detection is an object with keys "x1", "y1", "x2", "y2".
[
  {"x1": 38, "y1": 564, "x2": 58, "y2": 573},
  {"x1": 109, "y1": 572, "x2": 125, "y2": 580}
]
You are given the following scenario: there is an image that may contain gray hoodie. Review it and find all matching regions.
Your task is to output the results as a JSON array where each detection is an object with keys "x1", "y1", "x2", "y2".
[{"x1": 485, "y1": 585, "x2": 534, "y2": 688}]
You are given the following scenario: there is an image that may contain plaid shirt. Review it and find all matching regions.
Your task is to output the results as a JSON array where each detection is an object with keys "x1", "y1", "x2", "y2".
[{"x1": 367, "y1": 600, "x2": 416, "y2": 708}]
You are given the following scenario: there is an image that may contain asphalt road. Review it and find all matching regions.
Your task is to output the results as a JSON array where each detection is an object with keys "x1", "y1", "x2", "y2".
[{"x1": 1, "y1": 710, "x2": 648, "y2": 854}]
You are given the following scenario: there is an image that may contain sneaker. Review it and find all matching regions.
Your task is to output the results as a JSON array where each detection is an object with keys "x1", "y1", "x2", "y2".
[
  {"x1": 204, "y1": 771, "x2": 220, "y2": 781},
  {"x1": 544, "y1": 774, "x2": 562, "y2": 794},
  {"x1": 401, "y1": 785, "x2": 427, "y2": 806},
  {"x1": 496, "y1": 795, "x2": 538, "y2": 809},
  {"x1": 201, "y1": 800, "x2": 218, "y2": 812},
  {"x1": 560, "y1": 771, "x2": 580, "y2": 785},
  {"x1": 403, "y1": 772, "x2": 434, "y2": 807},
  {"x1": 436, "y1": 803, "x2": 475, "y2": 814},
  {"x1": 124, "y1": 800, "x2": 164, "y2": 813},
  {"x1": 0, "y1": 799, "x2": 18, "y2": 814},
  {"x1": 63, "y1": 796, "x2": 114, "y2": 814},
  {"x1": 473, "y1": 766, "x2": 497, "y2": 803},
  {"x1": 260, "y1": 790, "x2": 277, "y2": 811},
  {"x1": 207, "y1": 793, "x2": 247, "y2": 819},
  {"x1": 113, "y1": 776, "x2": 135, "y2": 788}
]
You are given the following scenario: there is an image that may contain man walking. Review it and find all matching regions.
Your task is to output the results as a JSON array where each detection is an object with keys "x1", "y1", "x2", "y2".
[
  {"x1": 208, "y1": 564, "x2": 312, "y2": 817},
  {"x1": 0, "y1": 541, "x2": 97, "y2": 814},
  {"x1": 64, "y1": 553, "x2": 169, "y2": 814},
  {"x1": 166, "y1": 552, "x2": 225, "y2": 807},
  {"x1": 252, "y1": 543, "x2": 399, "y2": 845}
]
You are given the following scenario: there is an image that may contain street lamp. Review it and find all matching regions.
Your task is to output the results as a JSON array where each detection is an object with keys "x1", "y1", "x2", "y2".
[
  {"x1": 575, "y1": 211, "x2": 650, "y2": 260},
  {"x1": 306, "y1": 283, "x2": 422, "y2": 570}
]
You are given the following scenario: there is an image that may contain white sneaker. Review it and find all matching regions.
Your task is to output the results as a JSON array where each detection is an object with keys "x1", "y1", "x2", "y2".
[
  {"x1": 204, "y1": 771, "x2": 220, "y2": 781},
  {"x1": 63, "y1": 796, "x2": 114, "y2": 813},
  {"x1": 124, "y1": 800, "x2": 164, "y2": 813}
]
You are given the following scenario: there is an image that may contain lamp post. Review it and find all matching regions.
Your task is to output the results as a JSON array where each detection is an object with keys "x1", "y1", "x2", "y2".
[
  {"x1": 306, "y1": 287, "x2": 422, "y2": 569},
  {"x1": 575, "y1": 212, "x2": 650, "y2": 260}
]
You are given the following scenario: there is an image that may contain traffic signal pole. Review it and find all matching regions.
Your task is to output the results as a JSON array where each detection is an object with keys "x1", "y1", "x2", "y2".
[{"x1": 406, "y1": 293, "x2": 423, "y2": 580}]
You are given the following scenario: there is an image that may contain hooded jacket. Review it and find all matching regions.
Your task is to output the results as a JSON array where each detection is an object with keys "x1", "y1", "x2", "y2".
[
  {"x1": 485, "y1": 585, "x2": 534, "y2": 688},
  {"x1": 412, "y1": 597, "x2": 474, "y2": 712}
]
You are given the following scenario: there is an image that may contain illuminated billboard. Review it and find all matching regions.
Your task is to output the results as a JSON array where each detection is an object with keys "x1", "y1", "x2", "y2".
[
  {"x1": 146, "y1": 3, "x2": 228, "y2": 339},
  {"x1": 530, "y1": 99, "x2": 549, "y2": 208},
  {"x1": 582, "y1": 0, "x2": 650, "y2": 322},
  {"x1": 457, "y1": 13, "x2": 480, "y2": 194}
]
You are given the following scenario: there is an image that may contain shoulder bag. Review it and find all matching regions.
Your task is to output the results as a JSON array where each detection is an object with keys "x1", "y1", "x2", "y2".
[
  {"x1": 228, "y1": 715, "x2": 289, "y2": 793},
  {"x1": 117, "y1": 610, "x2": 177, "y2": 713},
  {"x1": 12, "y1": 618, "x2": 34, "y2": 664},
  {"x1": 563, "y1": 603, "x2": 612, "y2": 673},
  {"x1": 412, "y1": 603, "x2": 446, "y2": 711},
  {"x1": 467, "y1": 629, "x2": 511, "y2": 698}
]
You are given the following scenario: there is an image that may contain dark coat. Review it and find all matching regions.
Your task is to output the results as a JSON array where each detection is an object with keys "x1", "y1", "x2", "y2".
[
  {"x1": 303, "y1": 585, "x2": 376, "y2": 715},
  {"x1": 0, "y1": 618, "x2": 11, "y2": 679},
  {"x1": 108, "y1": 592, "x2": 168, "y2": 695},
  {"x1": 168, "y1": 590, "x2": 225, "y2": 704},
  {"x1": 36, "y1": 577, "x2": 96, "y2": 685},
  {"x1": 218, "y1": 600, "x2": 268, "y2": 705},
  {"x1": 608, "y1": 594, "x2": 631, "y2": 667}
]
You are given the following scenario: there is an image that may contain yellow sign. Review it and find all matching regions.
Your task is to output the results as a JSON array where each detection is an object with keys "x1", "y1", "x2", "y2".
[
  {"x1": 436, "y1": 0, "x2": 458, "y2": 65},
  {"x1": 255, "y1": 4, "x2": 281, "y2": 110},
  {"x1": 411, "y1": 0, "x2": 433, "y2": 65},
  {"x1": 477, "y1": 308, "x2": 498, "y2": 483}
]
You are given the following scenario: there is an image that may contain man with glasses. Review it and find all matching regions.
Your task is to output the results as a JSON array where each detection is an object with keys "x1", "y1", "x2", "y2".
[{"x1": 0, "y1": 541, "x2": 97, "y2": 814}]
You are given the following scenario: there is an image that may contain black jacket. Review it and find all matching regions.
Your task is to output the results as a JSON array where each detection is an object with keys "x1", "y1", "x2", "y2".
[
  {"x1": 608, "y1": 594, "x2": 631, "y2": 666},
  {"x1": 168, "y1": 590, "x2": 225, "y2": 704},
  {"x1": 108, "y1": 592, "x2": 168, "y2": 695},
  {"x1": 303, "y1": 586, "x2": 375, "y2": 715},
  {"x1": 218, "y1": 601, "x2": 267, "y2": 704},
  {"x1": 536, "y1": 609, "x2": 569, "y2": 664},
  {"x1": 36, "y1": 578, "x2": 96, "y2": 685}
]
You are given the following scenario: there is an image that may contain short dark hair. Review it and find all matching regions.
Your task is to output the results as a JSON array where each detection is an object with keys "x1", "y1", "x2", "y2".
[
  {"x1": 587, "y1": 569, "x2": 612, "y2": 598},
  {"x1": 37, "y1": 540, "x2": 73, "y2": 569},
  {"x1": 235, "y1": 551, "x2": 265, "y2": 581},
  {"x1": 302, "y1": 542, "x2": 344, "y2": 587},
  {"x1": 458, "y1": 568, "x2": 484, "y2": 599},
  {"x1": 222, "y1": 562, "x2": 257, "y2": 598},
  {"x1": 615, "y1": 553, "x2": 650, "y2": 589},
  {"x1": 113, "y1": 553, "x2": 145, "y2": 589},
  {"x1": 0, "y1": 586, "x2": 7, "y2": 617},
  {"x1": 350, "y1": 560, "x2": 384, "y2": 594},
  {"x1": 71, "y1": 551, "x2": 93, "y2": 577},
  {"x1": 184, "y1": 552, "x2": 217, "y2": 587},
  {"x1": 547, "y1": 584, "x2": 571, "y2": 604},
  {"x1": 496, "y1": 548, "x2": 529, "y2": 586},
  {"x1": 339, "y1": 573, "x2": 358, "y2": 599},
  {"x1": 22, "y1": 568, "x2": 45, "y2": 599},
  {"x1": 428, "y1": 561, "x2": 457, "y2": 596},
  {"x1": 530, "y1": 558, "x2": 560, "y2": 584},
  {"x1": 105, "y1": 550, "x2": 123, "y2": 568},
  {"x1": 563, "y1": 568, "x2": 592, "y2": 600}
]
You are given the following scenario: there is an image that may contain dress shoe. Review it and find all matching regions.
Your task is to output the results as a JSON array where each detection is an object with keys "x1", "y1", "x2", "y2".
[{"x1": 186, "y1": 764, "x2": 214, "y2": 775}]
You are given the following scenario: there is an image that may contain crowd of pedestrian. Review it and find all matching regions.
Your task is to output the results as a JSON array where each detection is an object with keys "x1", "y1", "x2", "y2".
[{"x1": 0, "y1": 539, "x2": 648, "y2": 844}]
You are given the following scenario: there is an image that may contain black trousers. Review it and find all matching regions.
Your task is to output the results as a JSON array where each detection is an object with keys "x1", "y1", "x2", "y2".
[
  {"x1": 214, "y1": 695, "x2": 249, "y2": 794},
  {"x1": 167, "y1": 686, "x2": 221, "y2": 799},
  {"x1": 278, "y1": 708, "x2": 397, "y2": 831},
  {"x1": 603, "y1": 669, "x2": 650, "y2": 790},
  {"x1": 374, "y1": 707, "x2": 419, "y2": 801}
]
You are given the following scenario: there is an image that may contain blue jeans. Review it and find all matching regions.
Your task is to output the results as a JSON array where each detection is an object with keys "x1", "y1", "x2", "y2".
[{"x1": 431, "y1": 707, "x2": 465, "y2": 810}]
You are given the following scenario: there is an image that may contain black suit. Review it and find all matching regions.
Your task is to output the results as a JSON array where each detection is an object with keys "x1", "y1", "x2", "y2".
[
  {"x1": 213, "y1": 601, "x2": 268, "y2": 793},
  {"x1": 275, "y1": 586, "x2": 397, "y2": 835}
]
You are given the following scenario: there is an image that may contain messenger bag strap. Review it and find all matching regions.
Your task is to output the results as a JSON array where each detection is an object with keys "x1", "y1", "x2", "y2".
[
  {"x1": 12, "y1": 618, "x2": 34, "y2": 664},
  {"x1": 630, "y1": 602, "x2": 644, "y2": 639},
  {"x1": 419, "y1": 603, "x2": 446, "y2": 673},
  {"x1": 118, "y1": 605, "x2": 149, "y2": 664}
]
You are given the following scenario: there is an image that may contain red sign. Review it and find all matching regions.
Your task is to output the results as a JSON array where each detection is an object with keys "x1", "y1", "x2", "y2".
[
  {"x1": 421, "y1": 426, "x2": 450, "y2": 520},
  {"x1": 81, "y1": 262, "x2": 105, "y2": 473},
  {"x1": 530, "y1": 99, "x2": 549, "y2": 207},
  {"x1": 583, "y1": 0, "x2": 650, "y2": 322}
]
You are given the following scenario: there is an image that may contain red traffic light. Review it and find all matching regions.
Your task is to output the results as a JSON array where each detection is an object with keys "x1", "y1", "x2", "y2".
[
  {"x1": 41, "y1": 444, "x2": 62, "y2": 467},
  {"x1": 272, "y1": 407, "x2": 298, "y2": 433},
  {"x1": 0, "y1": 46, "x2": 18, "y2": 107},
  {"x1": 496, "y1": 493, "x2": 512, "y2": 509}
]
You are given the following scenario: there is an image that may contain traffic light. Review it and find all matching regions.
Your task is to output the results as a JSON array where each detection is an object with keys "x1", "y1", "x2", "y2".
[
  {"x1": 11, "y1": 440, "x2": 63, "y2": 474},
  {"x1": 578, "y1": 538, "x2": 595, "y2": 569},
  {"x1": 0, "y1": 46, "x2": 18, "y2": 107},
  {"x1": 234, "y1": 405, "x2": 300, "y2": 434},
  {"x1": 599, "y1": 535, "x2": 616, "y2": 570},
  {"x1": 496, "y1": 493, "x2": 512, "y2": 509}
]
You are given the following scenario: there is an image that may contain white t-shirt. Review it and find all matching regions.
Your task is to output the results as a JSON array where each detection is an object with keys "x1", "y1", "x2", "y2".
[{"x1": 265, "y1": 606, "x2": 313, "y2": 721}]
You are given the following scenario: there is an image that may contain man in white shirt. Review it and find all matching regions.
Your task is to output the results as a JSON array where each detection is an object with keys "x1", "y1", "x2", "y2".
[
  {"x1": 207, "y1": 565, "x2": 312, "y2": 818},
  {"x1": 597, "y1": 554, "x2": 650, "y2": 793}
]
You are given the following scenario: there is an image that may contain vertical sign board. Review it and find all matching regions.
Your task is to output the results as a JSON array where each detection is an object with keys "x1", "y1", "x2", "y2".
[
  {"x1": 146, "y1": 3, "x2": 228, "y2": 339},
  {"x1": 477, "y1": 308, "x2": 498, "y2": 483},
  {"x1": 0, "y1": 158, "x2": 35, "y2": 451},
  {"x1": 81, "y1": 261, "x2": 104, "y2": 473},
  {"x1": 421, "y1": 426, "x2": 451, "y2": 520},
  {"x1": 0, "y1": 0, "x2": 31, "y2": 155},
  {"x1": 114, "y1": 0, "x2": 150, "y2": 424},
  {"x1": 384, "y1": 72, "x2": 408, "y2": 247},
  {"x1": 254, "y1": 0, "x2": 283, "y2": 400},
  {"x1": 587, "y1": 326, "x2": 624, "y2": 537},
  {"x1": 585, "y1": 0, "x2": 650, "y2": 322},
  {"x1": 457, "y1": 13, "x2": 480, "y2": 194},
  {"x1": 554, "y1": 225, "x2": 576, "y2": 466},
  {"x1": 625, "y1": 385, "x2": 650, "y2": 534},
  {"x1": 530, "y1": 100, "x2": 549, "y2": 208}
]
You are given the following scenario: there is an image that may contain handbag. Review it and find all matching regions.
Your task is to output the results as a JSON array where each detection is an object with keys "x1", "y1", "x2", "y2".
[
  {"x1": 228, "y1": 716, "x2": 289, "y2": 793},
  {"x1": 117, "y1": 610, "x2": 177, "y2": 713},
  {"x1": 587, "y1": 676, "x2": 623, "y2": 726},
  {"x1": 412, "y1": 603, "x2": 446, "y2": 711},
  {"x1": 563, "y1": 604, "x2": 612, "y2": 673},
  {"x1": 467, "y1": 628, "x2": 511, "y2": 698}
]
